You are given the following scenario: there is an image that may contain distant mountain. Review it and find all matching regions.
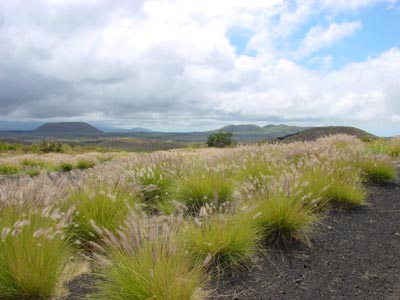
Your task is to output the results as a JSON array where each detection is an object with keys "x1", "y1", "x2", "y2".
[
  {"x1": 214, "y1": 124, "x2": 311, "y2": 137},
  {"x1": 130, "y1": 127, "x2": 153, "y2": 133},
  {"x1": 219, "y1": 124, "x2": 266, "y2": 133},
  {"x1": 33, "y1": 122, "x2": 103, "y2": 135},
  {"x1": 263, "y1": 124, "x2": 312, "y2": 136},
  {"x1": 276, "y1": 126, "x2": 377, "y2": 142}
]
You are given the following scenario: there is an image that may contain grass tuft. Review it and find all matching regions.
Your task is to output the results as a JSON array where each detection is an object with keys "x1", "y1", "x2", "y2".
[
  {"x1": 252, "y1": 189, "x2": 318, "y2": 245},
  {"x1": 66, "y1": 181, "x2": 139, "y2": 248},
  {"x1": 93, "y1": 217, "x2": 205, "y2": 300},
  {"x1": 359, "y1": 156, "x2": 397, "y2": 184},
  {"x1": 174, "y1": 168, "x2": 234, "y2": 212},
  {"x1": 183, "y1": 209, "x2": 261, "y2": 273},
  {"x1": 0, "y1": 206, "x2": 71, "y2": 299},
  {"x1": 76, "y1": 159, "x2": 95, "y2": 170}
]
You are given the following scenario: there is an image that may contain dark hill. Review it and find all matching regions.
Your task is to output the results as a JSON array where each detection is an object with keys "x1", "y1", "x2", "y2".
[
  {"x1": 276, "y1": 126, "x2": 376, "y2": 142},
  {"x1": 33, "y1": 122, "x2": 103, "y2": 135}
]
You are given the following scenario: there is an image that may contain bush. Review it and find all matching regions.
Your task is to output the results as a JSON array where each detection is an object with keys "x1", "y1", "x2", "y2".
[
  {"x1": 0, "y1": 207, "x2": 71, "y2": 299},
  {"x1": 183, "y1": 211, "x2": 261, "y2": 272},
  {"x1": 207, "y1": 131, "x2": 233, "y2": 148},
  {"x1": 38, "y1": 140, "x2": 63, "y2": 153},
  {"x1": 76, "y1": 159, "x2": 95, "y2": 170},
  {"x1": 25, "y1": 168, "x2": 40, "y2": 177},
  {"x1": 0, "y1": 163, "x2": 20, "y2": 175},
  {"x1": 93, "y1": 218, "x2": 205, "y2": 300},
  {"x1": 56, "y1": 162, "x2": 74, "y2": 172}
]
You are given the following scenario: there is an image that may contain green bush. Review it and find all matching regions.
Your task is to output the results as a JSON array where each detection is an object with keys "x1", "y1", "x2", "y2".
[
  {"x1": 76, "y1": 159, "x2": 95, "y2": 170},
  {"x1": 38, "y1": 140, "x2": 63, "y2": 153},
  {"x1": 0, "y1": 163, "x2": 20, "y2": 175},
  {"x1": 56, "y1": 162, "x2": 74, "y2": 172},
  {"x1": 25, "y1": 168, "x2": 40, "y2": 177},
  {"x1": 0, "y1": 207, "x2": 71, "y2": 299},
  {"x1": 207, "y1": 131, "x2": 233, "y2": 148}
]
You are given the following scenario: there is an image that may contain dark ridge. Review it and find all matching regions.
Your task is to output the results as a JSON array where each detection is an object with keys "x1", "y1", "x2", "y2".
[
  {"x1": 276, "y1": 126, "x2": 377, "y2": 142},
  {"x1": 33, "y1": 122, "x2": 103, "y2": 135}
]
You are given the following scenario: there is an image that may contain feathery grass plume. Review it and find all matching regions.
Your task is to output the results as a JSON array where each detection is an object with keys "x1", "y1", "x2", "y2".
[
  {"x1": 182, "y1": 206, "x2": 261, "y2": 273},
  {"x1": 174, "y1": 166, "x2": 234, "y2": 213},
  {"x1": 366, "y1": 137, "x2": 400, "y2": 158},
  {"x1": 0, "y1": 206, "x2": 72, "y2": 299},
  {"x1": 358, "y1": 154, "x2": 397, "y2": 184},
  {"x1": 235, "y1": 153, "x2": 281, "y2": 193},
  {"x1": 92, "y1": 215, "x2": 206, "y2": 300},
  {"x1": 251, "y1": 178, "x2": 318, "y2": 245},
  {"x1": 134, "y1": 163, "x2": 174, "y2": 214},
  {"x1": 66, "y1": 179, "x2": 140, "y2": 248}
]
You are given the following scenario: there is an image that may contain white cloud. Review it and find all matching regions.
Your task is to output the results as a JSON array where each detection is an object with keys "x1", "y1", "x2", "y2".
[
  {"x1": 297, "y1": 21, "x2": 362, "y2": 58},
  {"x1": 0, "y1": 0, "x2": 399, "y2": 134},
  {"x1": 320, "y1": 0, "x2": 398, "y2": 11}
]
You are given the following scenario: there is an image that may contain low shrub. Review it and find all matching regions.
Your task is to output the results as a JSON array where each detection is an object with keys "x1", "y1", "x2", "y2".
[
  {"x1": 0, "y1": 163, "x2": 20, "y2": 175},
  {"x1": 93, "y1": 217, "x2": 205, "y2": 300},
  {"x1": 0, "y1": 206, "x2": 71, "y2": 299},
  {"x1": 207, "y1": 131, "x2": 233, "y2": 148},
  {"x1": 56, "y1": 162, "x2": 74, "y2": 172},
  {"x1": 76, "y1": 159, "x2": 95, "y2": 170},
  {"x1": 25, "y1": 168, "x2": 40, "y2": 177}
]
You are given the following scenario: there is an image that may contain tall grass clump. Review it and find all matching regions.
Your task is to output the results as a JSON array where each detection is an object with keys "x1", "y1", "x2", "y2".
[
  {"x1": 251, "y1": 180, "x2": 318, "y2": 245},
  {"x1": 296, "y1": 162, "x2": 365, "y2": 207},
  {"x1": 174, "y1": 168, "x2": 234, "y2": 212},
  {"x1": 183, "y1": 207, "x2": 261, "y2": 273},
  {"x1": 235, "y1": 154, "x2": 280, "y2": 193},
  {"x1": 358, "y1": 155, "x2": 397, "y2": 184},
  {"x1": 76, "y1": 159, "x2": 95, "y2": 170},
  {"x1": 0, "y1": 163, "x2": 20, "y2": 175},
  {"x1": 135, "y1": 164, "x2": 173, "y2": 214},
  {"x1": 366, "y1": 137, "x2": 400, "y2": 158},
  {"x1": 0, "y1": 206, "x2": 72, "y2": 299},
  {"x1": 66, "y1": 181, "x2": 139, "y2": 247},
  {"x1": 93, "y1": 216, "x2": 205, "y2": 300}
]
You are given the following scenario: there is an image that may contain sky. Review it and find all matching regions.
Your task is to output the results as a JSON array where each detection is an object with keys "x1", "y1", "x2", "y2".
[{"x1": 0, "y1": 0, "x2": 399, "y2": 135}]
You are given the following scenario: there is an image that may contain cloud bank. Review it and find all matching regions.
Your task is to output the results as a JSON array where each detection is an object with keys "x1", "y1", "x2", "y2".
[{"x1": 0, "y1": 0, "x2": 399, "y2": 134}]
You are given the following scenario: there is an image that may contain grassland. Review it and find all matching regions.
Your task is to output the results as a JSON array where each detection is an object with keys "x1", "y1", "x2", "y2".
[{"x1": 0, "y1": 134, "x2": 398, "y2": 299}]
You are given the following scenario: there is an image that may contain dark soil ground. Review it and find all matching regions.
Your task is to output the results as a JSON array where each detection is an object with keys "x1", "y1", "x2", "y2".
[{"x1": 67, "y1": 166, "x2": 400, "y2": 300}]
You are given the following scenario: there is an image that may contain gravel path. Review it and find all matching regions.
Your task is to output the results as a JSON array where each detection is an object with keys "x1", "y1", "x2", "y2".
[{"x1": 214, "y1": 169, "x2": 400, "y2": 300}]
